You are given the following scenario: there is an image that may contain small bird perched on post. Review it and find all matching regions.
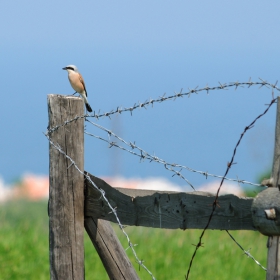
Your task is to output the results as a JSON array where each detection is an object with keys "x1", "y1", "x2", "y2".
[{"x1": 62, "y1": 65, "x2": 92, "y2": 112}]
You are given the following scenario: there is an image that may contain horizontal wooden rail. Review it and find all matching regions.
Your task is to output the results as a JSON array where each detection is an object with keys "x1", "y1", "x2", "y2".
[{"x1": 84, "y1": 173, "x2": 255, "y2": 231}]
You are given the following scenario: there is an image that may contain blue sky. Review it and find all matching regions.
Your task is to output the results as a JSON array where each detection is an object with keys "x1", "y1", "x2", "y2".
[{"x1": 1, "y1": 1, "x2": 280, "y2": 189}]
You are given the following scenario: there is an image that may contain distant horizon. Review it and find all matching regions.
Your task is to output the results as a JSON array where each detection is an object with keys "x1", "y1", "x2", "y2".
[
  {"x1": 0, "y1": 171, "x2": 265, "y2": 191},
  {"x1": 0, "y1": 1, "x2": 278, "y2": 189},
  {"x1": 0, "y1": 172, "x2": 249, "y2": 204}
]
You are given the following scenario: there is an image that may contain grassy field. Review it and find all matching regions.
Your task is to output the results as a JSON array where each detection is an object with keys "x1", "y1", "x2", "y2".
[{"x1": 0, "y1": 200, "x2": 267, "y2": 279}]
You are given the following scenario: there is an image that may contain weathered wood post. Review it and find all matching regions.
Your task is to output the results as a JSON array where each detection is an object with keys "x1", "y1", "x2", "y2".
[
  {"x1": 266, "y1": 97, "x2": 280, "y2": 280},
  {"x1": 48, "y1": 95, "x2": 85, "y2": 279},
  {"x1": 251, "y1": 97, "x2": 280, "y2": 279}
]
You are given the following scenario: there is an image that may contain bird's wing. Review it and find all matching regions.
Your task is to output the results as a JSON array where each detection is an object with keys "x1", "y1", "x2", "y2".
[{"x1": 79, "y1": 73, "x2": 88, "y2": 97}]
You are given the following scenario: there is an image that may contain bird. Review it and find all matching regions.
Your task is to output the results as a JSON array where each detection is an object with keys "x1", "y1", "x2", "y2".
[{"x1": 62, "y1": 65, "x2": 92, "y2": 112}]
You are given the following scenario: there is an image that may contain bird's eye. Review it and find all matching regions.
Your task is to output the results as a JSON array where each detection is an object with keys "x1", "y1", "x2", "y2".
[{"x1": 68, "y1": 67, "x2": 74, "y2": 71}]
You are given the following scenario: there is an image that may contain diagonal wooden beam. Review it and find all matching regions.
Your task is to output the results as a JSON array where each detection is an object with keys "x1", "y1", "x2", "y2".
[{"x1": 85, "y1": 217, "x2": 140, "y2": 280}]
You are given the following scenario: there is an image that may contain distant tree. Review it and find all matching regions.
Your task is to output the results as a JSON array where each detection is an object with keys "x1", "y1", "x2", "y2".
[
  {"x1": 257, "y1": 170, "x2": 271, "y2": 185},
  {"x1": 244, "y1": 169, "x2": 271, "y2": 197}
]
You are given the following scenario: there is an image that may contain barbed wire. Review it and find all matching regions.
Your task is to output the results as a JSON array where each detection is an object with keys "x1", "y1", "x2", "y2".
[
  {"x1": 226, "y1": 230, "x2": 266, "y2": 271},
  {"x1": 45, "y1": 135, "x2": 156, "y2": 280},
  {"x1": 45, "y1": 134, "x2": 267, "y2": 280},
  {"x1": 46, "y1": 135, "x2": 267, "y2": 280},
  {"x1": 185, "y1": 97, "x2": 277, "y2": 279},
  {"x1": 89, "y1": 78, "x2": 279, "y2": 119},
  {"x1": 45, "y1": 79, "x2": 278, "y2": 279},
  {"x1": 84, "y1": 120, "x2": 268, "y2": 277},
  {"x1": 84, "y1": 120, "x2": 262, "y2": 188},
  {"x1": 46, "y1": 78, "x2": 279, "y2": 136}
]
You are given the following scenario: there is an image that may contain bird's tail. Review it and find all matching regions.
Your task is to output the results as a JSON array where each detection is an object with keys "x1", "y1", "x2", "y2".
[
  {"x1": 86, "y1": 103, "x2": 92, "y2": 112},
  {"x1": 80, "y1": 91, "x2": 93, "y2": 112}
]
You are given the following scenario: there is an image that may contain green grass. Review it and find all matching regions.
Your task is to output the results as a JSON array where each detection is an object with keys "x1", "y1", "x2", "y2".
[{"x1": 0, "y1": 201, "x2": 267, "y2": 279}]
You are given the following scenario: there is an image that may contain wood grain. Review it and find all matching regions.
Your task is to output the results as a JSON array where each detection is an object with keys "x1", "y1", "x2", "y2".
[
  {"x1": 266, "y1": 97, "x2": 280, "y2": 280},
  {"x1": 85, "y1": 218, "x2": 140, "y2": 280},
  {"x1": 85, "y1": 173, "x2": 255, "y2": 230},
  {"x1": 48, "y1": 94, "x2": 85, "y2": 280}
]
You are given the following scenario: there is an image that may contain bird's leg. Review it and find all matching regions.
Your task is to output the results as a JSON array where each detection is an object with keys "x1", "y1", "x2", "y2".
[{"x1": 72, "y1": 91, "x2": 78, "y2": 95}]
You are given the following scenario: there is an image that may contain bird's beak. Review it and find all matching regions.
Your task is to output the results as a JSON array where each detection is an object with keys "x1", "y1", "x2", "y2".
[{"x1": 62, "y1": 67, "x2": 67, "y2": 70}]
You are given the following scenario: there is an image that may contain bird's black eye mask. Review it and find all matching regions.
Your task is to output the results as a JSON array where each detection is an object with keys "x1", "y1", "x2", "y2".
[{"x1": 63, "y1": 67, "x2": 75, "y2": 71}]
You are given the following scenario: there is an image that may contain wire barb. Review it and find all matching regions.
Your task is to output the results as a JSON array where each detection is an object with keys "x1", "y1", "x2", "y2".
[
  {"x1": 44, "y1": 134, "x2": 156, "y2": 280},
  {"x1": 44, "y1": 79, "x2": 278, "y2": 279},
  {"x1": 185, "y1": 97, "x2": 276, "y2": 279},
  {"x1": 226, "y1": 230, "x2": 266, "y2": 271},
  {"x1": 84, "y1": 120, "x2": 261, "y2": 189},
  {"x1": 46, "y1": 79, "x2": 280, "y2": 135}
]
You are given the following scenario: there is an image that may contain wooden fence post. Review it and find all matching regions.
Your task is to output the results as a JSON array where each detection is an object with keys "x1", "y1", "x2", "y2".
[
  {"x1": 48, "y1": 94, "x2": 85, "y2": 280},
  {"x1": 266, "y1": 96, "x2": 280, "y2": 280}
]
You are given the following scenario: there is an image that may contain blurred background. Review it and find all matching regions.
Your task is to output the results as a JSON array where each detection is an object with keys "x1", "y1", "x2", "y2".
[
  {"x1": 0, "y1": 2, "x2": 278, "y2": 278},
  {"x1": 0, "y1": 1, "x2": 279, "y2": 195}
]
